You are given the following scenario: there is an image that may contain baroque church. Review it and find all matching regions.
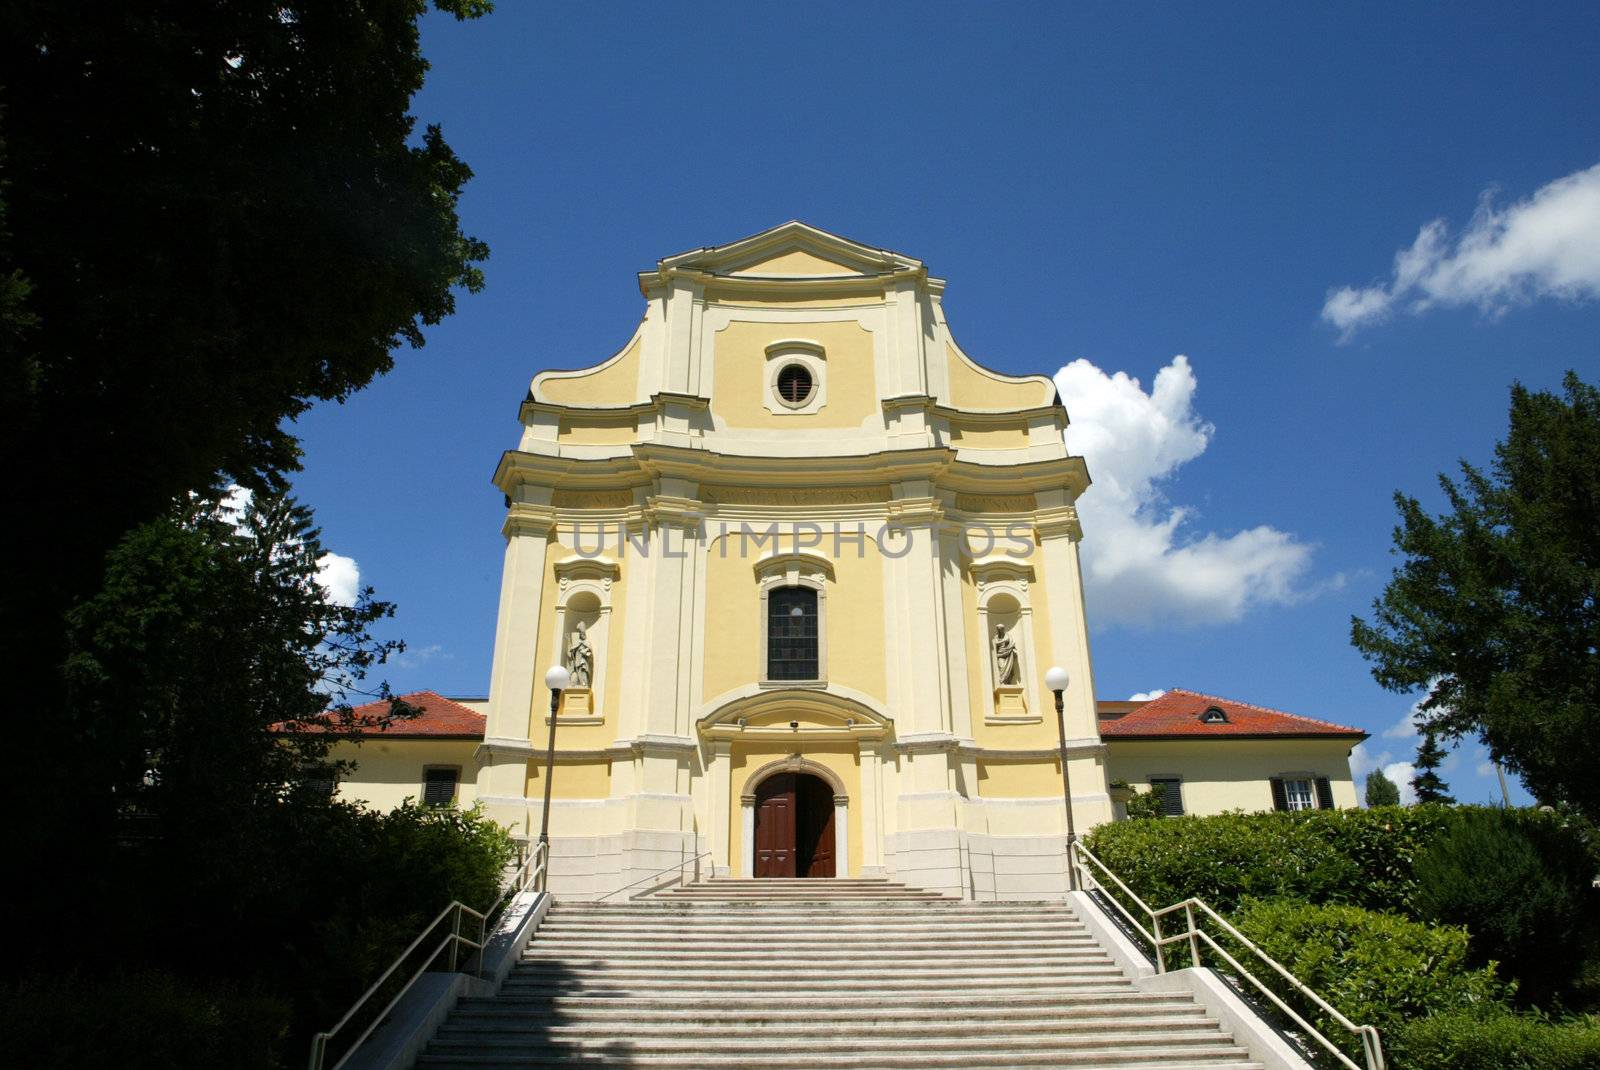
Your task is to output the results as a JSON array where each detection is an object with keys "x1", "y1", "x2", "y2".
[{"x1": 326, "y1": 222, "x2": 1365, "y2": 901}]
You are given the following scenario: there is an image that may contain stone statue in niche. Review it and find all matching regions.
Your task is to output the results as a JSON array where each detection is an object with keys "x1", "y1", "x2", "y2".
[
  {"x1": 992, "y1": 624, "x2": 1020, "y2": 686},
  {"x1": 565, "y1": 621, "x2": 593, "y2": 688}
]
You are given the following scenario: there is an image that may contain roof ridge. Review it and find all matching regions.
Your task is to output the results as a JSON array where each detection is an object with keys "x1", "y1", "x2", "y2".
[{"x1": 1164, "y1": 688, "x2": 1361, "y2": 733}]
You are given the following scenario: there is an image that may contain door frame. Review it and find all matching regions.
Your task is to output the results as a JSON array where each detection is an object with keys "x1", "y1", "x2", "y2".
[{"x1": 741, "y1": 757, "x2": 849, "y2": 878}]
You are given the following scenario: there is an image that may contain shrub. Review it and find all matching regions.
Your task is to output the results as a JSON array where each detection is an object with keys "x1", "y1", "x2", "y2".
[
  {"x1": 1083, "y1": 804, "x2": 1535, "y2": 915},
  {"x1": 0, "y1": 970, "x2": 290, "y2": 1069},
  {"x1": 1232, "y1": 898, "x2": 1504, "y2": 1056},
  {"x1": 1082, "y1": 806, "x2": 1451, "y2": 913},
  {"x1": 1392, "y1": 1009, "x2": 1600, "y2": 1070},
  {"x1": 1413, "y1": 808, "x2": 1600, "y2": 1008},
  {"x1": 1124, "y1": 786, "x2": 1167, "y2": 821}
]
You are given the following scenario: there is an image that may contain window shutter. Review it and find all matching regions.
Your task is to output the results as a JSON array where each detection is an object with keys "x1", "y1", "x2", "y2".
[
  {"x1": 1149, "y1": 778, "x2": 1184, "y2": 817},
  {"x1": 1315, "y1": 777, "x2": 1334, "y2": 810},
  {"x1": 423, "y1": 768, "x2": 458, "y2": 808},
  {"x1": 1270, "y1": 777, "x2": 1288, "y2": 812}
]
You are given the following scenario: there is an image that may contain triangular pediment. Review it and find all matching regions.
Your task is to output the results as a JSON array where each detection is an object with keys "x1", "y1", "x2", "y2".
[{"x1": 657, "y1": 221, "x2": 922, "y2": 279}]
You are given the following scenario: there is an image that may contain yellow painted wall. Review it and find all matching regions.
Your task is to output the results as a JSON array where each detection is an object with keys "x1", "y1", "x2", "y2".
[
  {"x1": 538, "y1": 332, "x2": 641, "y2": 406},
  {"x1": 728, "y1": 741, "x2": 862, "y2": 877},
  {"x1": 527, "y1": 757, "x2": 612, "y2": 800},
  {"x1": 976, "y1": 756, "x2": 1065, "y2": 798},
  {"x1": 949, "y1": 421, "x2": 1030, "y2": 450},
  {"x1": 558, "y1": 412, "x2": 637, "y2": 445},
  {"x1": 701, "y1": 528, "x2": 886, "y2": 704},
  {"x1": 946, "y1": 343, "x2": 1055, "y2": 411},
  {"x1": 710, "y1": 320, "x2": 877, "y2": 429},
  {"x1": 729, "y1": 249, "x2": 862, "y2": 276},
  {"x1": 330, "y1": 739, "x2": 480, "y2": 811},
  {"x1": 702, "y1": 289, "x2": 885, "y2": 309},
  {"x1": 1105, "y1": 739, "x2": 1360, "y2": 814}
]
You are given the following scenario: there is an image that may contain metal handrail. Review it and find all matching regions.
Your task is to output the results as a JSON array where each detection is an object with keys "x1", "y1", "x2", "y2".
[
  {"x1": 1070, "y1": 841, "x2": 1385, "y2": 1070},
  {"x1": 308, "y1": 840, "x2": 549, "y2": 1070},
  {"x1": 306, "y1": 900, "x2": 486, "y2": 1070},
  {"x1": 596, "y1": 850, "x2": 712, "y2": 901}
]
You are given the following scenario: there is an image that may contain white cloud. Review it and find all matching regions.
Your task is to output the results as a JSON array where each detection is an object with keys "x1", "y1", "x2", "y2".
[
  {"x1": 1384, "y1": 761, "x2": 1418, "y2": 806},
  {"x1": 1323, "y1": 162, "x2": 1600, "y2": 337},
  {"x1": 316, "y1": 553, "x2": 361, "y2": 607},
  {"x1": 1058, "y1": 355, "x2": 1319, "y2": 627},
  {"x1": 1128, "y1": 690, "x2": 1167, "y2": 702}
]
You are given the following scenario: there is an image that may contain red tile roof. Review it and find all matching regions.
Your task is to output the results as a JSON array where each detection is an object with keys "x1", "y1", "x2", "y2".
[
  {"x1": 279, "y1": 691, "x2": 487, "y2": 739},
  {"x1": 1097, "y1": 689, "x2": 1367, "y2": 740}
]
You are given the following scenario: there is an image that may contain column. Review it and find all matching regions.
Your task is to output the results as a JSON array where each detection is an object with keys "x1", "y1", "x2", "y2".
[
  {"x1": 707, "y1": 740, "x2": 732, "y2": 877},
  {"x1": 834, "y1": 795, "x2": 850, "y2": 878},
  {"x1": 741, "y1": 795, "x2": 756, "y2": 878},
  {"x1": 481, "y1": 499, "x2": 557, "y2": 829}
]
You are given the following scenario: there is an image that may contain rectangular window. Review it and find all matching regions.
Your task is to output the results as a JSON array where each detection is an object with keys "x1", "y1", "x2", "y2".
[
  {"x1": 767, "y1": 586, "x2": 819, "y2": 680},
  {"x1": 1284, "y1": 777, "x2": 1315, "y2": 812},
  {"x1": 422, "y1": 767, "x2": 459, "y2": 808},
  {"x1": 1148, "y1": 777, "x2": 1184, "y2": 817}
]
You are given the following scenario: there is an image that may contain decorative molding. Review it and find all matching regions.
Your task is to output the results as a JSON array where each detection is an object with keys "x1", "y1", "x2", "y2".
[
  {"x1": 956, "y1": 494, "x2": 1037, "y2": 513},
  {"x1": 745, "y1": 754, "x2": 848, "y2": 797},
  {"x1": 553, "y1": 489, "x2": 636, "y2": 509},
  {"x1": 702, "y1": 485, "x2": 889, "y2": 505}
]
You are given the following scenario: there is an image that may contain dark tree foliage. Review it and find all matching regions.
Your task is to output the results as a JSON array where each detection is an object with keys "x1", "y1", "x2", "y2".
[
  {"x1": 1352, "y1": 373, "x2": 1600, "y2": 819},
  {"x1": 1365, "y1": 769, "x2": 1401, "y2": 808},
  {"x1": 61, "y1": 492, "x2": 413, "y2": 844},
  {"x1": 0, "y1": 0, "x2": 490, "y2": 937},
  {"x1": 1411, "y1": 731, "x2": 1456, "y2": 805}
]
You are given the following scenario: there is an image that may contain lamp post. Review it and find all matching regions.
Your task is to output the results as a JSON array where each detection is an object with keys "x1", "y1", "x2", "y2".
[
  {"x1": 1044, "y1": 665, "x2": 1078, "y2": 891},
  {"x1": 537, "y1": 665, "x2": 571, "y2": 854}
]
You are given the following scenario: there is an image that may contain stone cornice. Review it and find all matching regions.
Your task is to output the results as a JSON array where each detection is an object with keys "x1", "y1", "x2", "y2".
[
  {"x1": 1033, "y1": 504, "x2": 1083, "y2": 541},
  {"x1": 502, "y1": 503, "x2": 557, "y2": 539}
]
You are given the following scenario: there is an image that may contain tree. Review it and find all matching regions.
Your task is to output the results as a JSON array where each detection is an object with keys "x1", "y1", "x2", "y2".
[
  {"x1": 0, "y1": 1, "x2": 490, "y2": 912},
  {"x1": 58, "y1": 492, "x2": 416, "y2": 956},
  {"x1": 1411, "y1": 731, "x2": 1456, "y2": 805},
  {"x1": 1352, "y1": 373, "x2": 1600, "y2": 819},
  {"x1": 1365, "y1": 769, "x2": 1401, "y2": 808}
]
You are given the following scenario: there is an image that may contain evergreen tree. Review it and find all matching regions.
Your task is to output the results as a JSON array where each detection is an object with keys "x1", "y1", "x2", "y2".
[
  {"x1": 1365, "y1": 769, "x2": 1401, "y2": 807},
  {"x1": 1412, "y1": 732, "x2": 1456, "y2": 805},
  {"x1": 1352, "y1": 373, "x2": 1600, "y2": 818}
]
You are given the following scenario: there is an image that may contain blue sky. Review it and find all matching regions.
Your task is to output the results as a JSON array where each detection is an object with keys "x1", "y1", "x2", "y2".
[{"x1": 288, "y1": 3, "x2": 1599, "y2": 806}]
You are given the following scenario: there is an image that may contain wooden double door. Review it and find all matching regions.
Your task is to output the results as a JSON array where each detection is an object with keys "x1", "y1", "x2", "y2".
[{"x1": 753, "y1": 772, "x2": 836, "y2": 878}]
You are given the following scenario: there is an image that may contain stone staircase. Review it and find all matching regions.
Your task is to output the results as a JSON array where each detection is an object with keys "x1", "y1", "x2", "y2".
[{"x1": 415, "y1": 877, "x2": 1265, "y2": 1069}]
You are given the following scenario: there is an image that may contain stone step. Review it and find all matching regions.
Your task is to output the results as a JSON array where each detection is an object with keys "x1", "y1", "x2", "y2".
[
  {"x1": 547, "y1": 908, "x2": 1075, "y2": 914},
  {"x1": 535, "y1": 928, "x2": 1091, "y2": 942},
  {"x1": 416, "y1": 1047, "x2": 1263, "y2": 1069},
  {"x1": 519, "y1": 947, "x2": 1111, "y2": 965},
  {"x1": 456, "y1": 989, "x2": 1189, "y2": 1013},
  {"x1": 509, "y1": 961, "x2": 1122, "y2": 981},
  {"x1": 541, "y1": 915, "x2": 1086, "y2": 929},
  {"x1": 426, "y1": 1029, "x2": 1246, "y2": 1055},
  {"x1": 418, "y1": 889, "x2": 1266, "y2": 1070},
  {"x1": 496, "y1": 978, "x2": 1133, "y2": 997},
  {"x1": 437, "y1": 1014, "x2": 1225, "y2": 1039}
]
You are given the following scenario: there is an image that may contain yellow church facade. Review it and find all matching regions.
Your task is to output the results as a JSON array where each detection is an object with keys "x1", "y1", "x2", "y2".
[{"x1": 324, "y1": 223, "x2": 1365, "y2": 900}]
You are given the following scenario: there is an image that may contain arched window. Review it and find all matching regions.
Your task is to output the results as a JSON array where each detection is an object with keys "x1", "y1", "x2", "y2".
[{"x1": 767, "y1": 586, "x2": 819, "y2": 680}]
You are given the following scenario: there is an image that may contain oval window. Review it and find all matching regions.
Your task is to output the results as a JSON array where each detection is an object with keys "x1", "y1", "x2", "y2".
[{"x1": 775, "y1": 363, "x2": 815, "y2": 406}]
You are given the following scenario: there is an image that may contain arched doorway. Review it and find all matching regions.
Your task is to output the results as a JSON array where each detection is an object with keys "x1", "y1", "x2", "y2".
[{"x1": 753, "y1": 772, "x2": 836, "y2": 878}]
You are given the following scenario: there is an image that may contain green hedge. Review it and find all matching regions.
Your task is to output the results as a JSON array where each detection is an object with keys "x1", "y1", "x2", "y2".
[
  {"x1": 1082, "y1": 804, "x2": 1452, "y2": 914},
  {"x1": 1392, "y1": 1009, "x2": 1600, "y2": 1070},
  {"x1": 1232, "y1": 899, "x2": 1504, "y2": 1035}
]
